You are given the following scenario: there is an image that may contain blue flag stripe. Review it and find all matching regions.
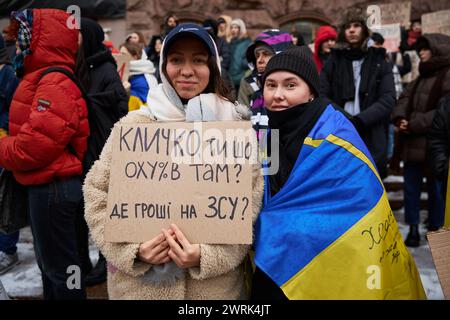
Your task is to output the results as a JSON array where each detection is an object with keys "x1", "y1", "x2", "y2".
[{"x1": 255, "y1": 139, "x2": 383, "y2": 285}]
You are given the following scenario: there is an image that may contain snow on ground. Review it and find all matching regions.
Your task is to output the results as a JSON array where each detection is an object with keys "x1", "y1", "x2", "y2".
[
  {"x1": 0, "y1": 227, "x2": 99, "y2": 299},
  {"x1": 394, "y1": 208, "x2": 444, "y2": 300}
]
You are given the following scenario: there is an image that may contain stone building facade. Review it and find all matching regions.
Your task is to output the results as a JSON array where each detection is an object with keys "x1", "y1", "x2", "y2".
[{"x1": 127, "y1": 0, "x2": 450, "y2": 44}]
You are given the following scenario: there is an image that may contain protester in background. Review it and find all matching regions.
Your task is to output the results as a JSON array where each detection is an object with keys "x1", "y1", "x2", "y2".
[
  {"x1": 203, "y1": 18, "x2": 230, "y2": 70},
  {"x1": 229, "y1": 18, "x2": 252, "y2": 93},
  {"x1": 120, "y1": 42, "x2": 158, "y2": 112},
  {"x1": 1, "y1": 28, "x2": 16, "y2": 61},
  {"x1": 83, "y1": 24, "x2": 262, "y2": 300},
  {"x1": 291, "y1": 30, "x2": 306, "y2": 47},
  {"x1": 161, "y1": 13, "x2": 179, "y2": 38},
  {"x1": 75, "y1": 17, "x2": 128, "y2": 287},
  {"x1": 400, "y1": 20, "x2": 422, "y2": 84},
  {"x1": 238, "y1": 29, "x2": 293, "y2": 139},
  {"x1": 0, "y1": 9, "x2": 89, "y2": 299},
  {"x1": 313, "y1": 25, "x2": 337, "y2": 73},
  {"x1": 405, "y1": 20, "x2": 422, "y2": 50},
  {"x1": 428, "y1": 96, "x2": 450, "y2": 216},
  {"x1": 126, "y1": 31, "x2": 148, "y2": 60},
  {"x1": 103, "y1": 31, "x2": 119, "y2": 54},
  {"x1": 371, "y1": 32, "x2": 404, "y2": 99},
  {"x1": 0, "y1": 33, "x2": 20, "y2": 276},
  {"x1": 392, "y1": 34, "x2": 450, "y2": 246},
  {"x1": 252, "y1": 46, "x2": 425, "y2": 300},
  {"x1": 203, "y1": 18, "x2": 235, "y2": 99},
  {"x1": 217, "y1": 15, "x2": 232, "y2": 43},
  {"x1": 371, "y1": 32, "x2": 403, "y2": 164},
  {"x1": 146, "y1": 35, "x2": 162, "y2": 83},
  {"x1": 320, "y1": 7, "x2": 396, "y2": 179}
]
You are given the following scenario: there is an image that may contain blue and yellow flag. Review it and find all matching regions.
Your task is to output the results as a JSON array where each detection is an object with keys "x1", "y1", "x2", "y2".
[{"x1": 254, "y1": 105, "x2": 426, "y2": 300}]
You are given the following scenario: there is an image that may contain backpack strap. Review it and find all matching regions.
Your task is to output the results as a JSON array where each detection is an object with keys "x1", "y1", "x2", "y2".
[
  {"x1": 39, "y1": 67, "x2": 91, "y2": 106},
  {"x1": 39, "y1": 67, "x2": 91, "y2": 159}
]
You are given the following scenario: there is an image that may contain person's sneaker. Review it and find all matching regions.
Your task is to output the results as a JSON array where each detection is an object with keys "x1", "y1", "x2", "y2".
[
  {"x1": 404, "y1": 224, "x2": 421, "y2": 247},
  {"x1": 0, "y1": 252, "x2": 20, "y2": 275}
]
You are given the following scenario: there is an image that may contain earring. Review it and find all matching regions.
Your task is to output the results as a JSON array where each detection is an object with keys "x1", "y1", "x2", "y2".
[{"x1": 308, "y1": 96, "x2": 314, "y2": 102}]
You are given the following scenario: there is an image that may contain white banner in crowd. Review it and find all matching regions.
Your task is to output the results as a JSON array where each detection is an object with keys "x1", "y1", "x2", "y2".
[
  {"x1": 422, "y1": 9, "x2": 450, "y2": 36},
  {"x1": 372, "y1": 23, "x2": 401, "y2": 53},
  {"x1": 378, "y1": 2, "x2": 411, "y2": 27}
]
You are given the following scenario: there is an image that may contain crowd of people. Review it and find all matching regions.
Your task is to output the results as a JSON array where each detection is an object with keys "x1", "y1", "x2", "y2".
[{"x1": 0, "y1": 6, "x2": 449, "y2": 300}]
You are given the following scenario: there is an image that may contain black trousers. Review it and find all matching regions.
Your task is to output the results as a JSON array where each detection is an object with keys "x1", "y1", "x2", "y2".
[{"x1": 28, "y1": 176, "x2": 86, "y2": 300}]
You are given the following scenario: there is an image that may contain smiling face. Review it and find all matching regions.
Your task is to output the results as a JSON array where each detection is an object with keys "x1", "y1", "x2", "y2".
[
  {"x1": 263, "y1": 71, "x2": 314, "y2": 112},
  {"x1": 165, "y1": 36, "x2": 211, "y2": 100}
]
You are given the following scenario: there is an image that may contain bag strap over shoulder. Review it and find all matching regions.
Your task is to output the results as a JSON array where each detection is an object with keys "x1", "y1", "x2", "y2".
[{"x1": 39, "y1": 67, "x2": 91, "y2": 159}]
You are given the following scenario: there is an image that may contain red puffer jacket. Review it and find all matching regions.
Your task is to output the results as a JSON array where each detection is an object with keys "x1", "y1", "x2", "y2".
[{"x1": 0, "y1": 9, "x2": 89, "y2": 185}]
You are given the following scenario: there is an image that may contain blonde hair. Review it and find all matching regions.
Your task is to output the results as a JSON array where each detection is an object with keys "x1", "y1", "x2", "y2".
[{"x1": 218, "y1": 15, "x2": 233, "y2": 43}]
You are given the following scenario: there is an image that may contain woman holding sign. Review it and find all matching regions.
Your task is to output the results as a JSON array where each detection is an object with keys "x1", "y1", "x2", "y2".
[
  {"x1": 83, "y1": 24, "x2": 263, "y2": 300},
  {"x1": 252, "y1": 47, "x2": 425, "y2": 300}
]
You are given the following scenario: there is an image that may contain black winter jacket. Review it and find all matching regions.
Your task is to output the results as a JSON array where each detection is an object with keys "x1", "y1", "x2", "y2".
[
  {"x1": 428, "y1": 96, "x2": 450, "y2": 185},
  {"x1": 320, "y1": 44, "x2": 396, "y2": 177},
  {"x1": 86, "y1": 50, "x2": 128, "y2": 118}
]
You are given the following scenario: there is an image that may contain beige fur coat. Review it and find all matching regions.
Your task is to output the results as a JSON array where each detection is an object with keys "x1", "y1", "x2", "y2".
[{"x1": 83, "y1": 110, "x2": 264, "y2": 300}]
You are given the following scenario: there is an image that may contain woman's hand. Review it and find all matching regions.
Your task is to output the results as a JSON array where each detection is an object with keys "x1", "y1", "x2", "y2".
[
  {"x1": 162, "y1": 224, "x2": 200, "y2": 269},
  {"x1": 137, "y1": 231, "x2": 174, "y2": 265}
]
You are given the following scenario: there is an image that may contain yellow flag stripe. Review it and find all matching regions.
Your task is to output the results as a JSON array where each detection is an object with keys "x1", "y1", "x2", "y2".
[{"x1": 281, "y1": 192, "x2": 426, "y2": 299}]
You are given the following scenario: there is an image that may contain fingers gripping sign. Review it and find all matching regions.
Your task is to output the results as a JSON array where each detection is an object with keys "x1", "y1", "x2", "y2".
[
  {"x1": 163, "y1": 224, "x2": 201, "y2": 269},
  {"x1": 138, "y1": 230, "x2": 174, "y2": 264}
]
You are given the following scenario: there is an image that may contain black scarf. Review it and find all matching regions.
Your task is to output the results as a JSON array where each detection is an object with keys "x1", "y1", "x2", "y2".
[{"x1": 267, "y1": 97, "x2": 328, "y2": 196}]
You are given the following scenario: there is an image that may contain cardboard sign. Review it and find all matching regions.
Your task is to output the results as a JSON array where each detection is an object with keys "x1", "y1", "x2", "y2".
[
  {"x1": 427, "y1": 229, "x2": 450, "y2": 299},
  {"x1": 112, "y1": 53, "x2": 131, "y2": 81},
  {"x1": 372, "y1": 23, "x2": 401, "y2": 53},
  {"x1": 105, "y1": 121, "x2": 257, "y2": 244},
  {"x1": 378, "y1": 2, "x2": 411, "y2": 27},
  {"x1": 422, "y1": 10, "x2": 450, "y2": 36}
]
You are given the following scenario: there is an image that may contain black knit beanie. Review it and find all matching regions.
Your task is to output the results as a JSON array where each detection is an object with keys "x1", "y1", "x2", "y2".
[{"x1": 262, "y1": 46, "x2": 320, "y2": 97}]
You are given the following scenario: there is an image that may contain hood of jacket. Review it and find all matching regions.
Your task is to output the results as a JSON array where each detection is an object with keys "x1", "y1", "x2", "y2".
[
  {"x1": 314, "y1": 26, "x2": 337, "y2": 56},
  {"x1": 24, "y1": 9, "x2": 79, "y2": 75},
  {"x1": 245, "y1": 29, "x2": 293, "y2": 68},
  {"x1": 231, "y1": 19, "x2": 247, "y2": 38},
  {"x1": 80, "y1": 18, "x2": 106, "y2": 60},
  {"x1": 418, "y1": 33, "x2": 450, "y2": 60}
]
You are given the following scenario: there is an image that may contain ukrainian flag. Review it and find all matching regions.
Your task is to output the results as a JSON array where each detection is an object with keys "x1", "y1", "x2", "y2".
[{"x1": 254, "y1": 105, "x2": 426, "y2": 300}]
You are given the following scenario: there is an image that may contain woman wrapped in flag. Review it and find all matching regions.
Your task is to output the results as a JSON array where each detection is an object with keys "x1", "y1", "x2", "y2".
[{"x1": 251, "y1": 47, "x2": 426, "y2": 300}]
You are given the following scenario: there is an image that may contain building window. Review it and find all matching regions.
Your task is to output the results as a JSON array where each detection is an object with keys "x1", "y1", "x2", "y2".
[{"x1": 281, "y1": 19, "x2": 328, "y2": 46}]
